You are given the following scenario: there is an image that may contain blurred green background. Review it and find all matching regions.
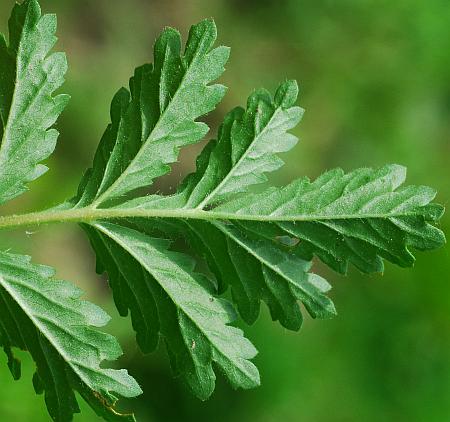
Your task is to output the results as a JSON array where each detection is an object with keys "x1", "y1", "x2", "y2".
[{"x1": 0, "y1": 0, "x2": 449, "y2": 421}]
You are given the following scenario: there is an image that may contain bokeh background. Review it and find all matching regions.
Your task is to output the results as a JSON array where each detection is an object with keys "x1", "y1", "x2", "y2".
[{"x1": 0, "y1": 0, "x2": 449, "y2": 421}]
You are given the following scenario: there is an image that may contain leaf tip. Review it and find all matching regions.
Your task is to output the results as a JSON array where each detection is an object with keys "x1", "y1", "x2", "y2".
[{"x1": 275, "y1": 79, "x2": 299, "y2": 108}]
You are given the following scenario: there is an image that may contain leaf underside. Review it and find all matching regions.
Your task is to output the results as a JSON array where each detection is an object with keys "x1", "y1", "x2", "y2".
[
  {"x1": 0, "y1": 0, "x2": 69, "y2": 205},
  {"x1": 76, "y1": 39, "x2": 445, "y2": 402},
  {"x1": 0, "y1": 0, "x2": 446, "y2": 420},
  {"x1": 84, "y1": 222, "x2": 260, "y2": 400},
  {"x1": 75, "y1": 18, "x2": 229, "y2": 208},
  {"x1": 0, "y1": 2, "x2": 141, "y2": 420},
  {"x1": 0, "y1": 251, "x2": 141, "y2": 422}
]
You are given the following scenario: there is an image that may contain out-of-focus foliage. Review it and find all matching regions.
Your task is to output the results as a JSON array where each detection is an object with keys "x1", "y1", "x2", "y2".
[{"x1": 0, "y1": 0, "x2": 448, "y2": 421}]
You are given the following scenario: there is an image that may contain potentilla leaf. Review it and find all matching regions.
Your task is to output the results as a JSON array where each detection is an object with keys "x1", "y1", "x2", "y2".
[
  {"x1": 215, "y1": 164, "x2": 446, "y2": 273},
  {"x1": 0, "y1": 0, "x2": 446, "y2": 419},
  {"x1": 0, "y1": 252, "x2": 141, "y2": 422},
  {"x1": 83, "y1": 222, "x2": 260, "y2": 400},
  {"x1": 180, "y1": 79, "x2": 303, "y2": 208},
  {"x1": 10, "y1": 2, "x2": 437, "y2": 409},
  {"x1": 135, "y1": 218, "x2": 335, "y2": 328},
  {"x1": 104, "y1": 84, "x2": 444, "y2": 331},
  {"x1": 75, "y1": 19, "x2": 229, "y2": 208},
  {"x1": 0, "y1": 0, "x2": 69, "y2": 205}
]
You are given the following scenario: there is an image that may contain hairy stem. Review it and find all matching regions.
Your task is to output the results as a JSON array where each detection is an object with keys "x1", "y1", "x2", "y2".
[{"x1": 0, "y1": 205, "x2": 426, "y2": 231}]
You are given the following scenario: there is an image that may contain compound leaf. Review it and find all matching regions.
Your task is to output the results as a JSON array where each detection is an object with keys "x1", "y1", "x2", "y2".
[
  {"x1": 0, "y1": 1, "x2": 446, "y2": 420},
  {"x1": 67, "y1": 13, "x2": 445, "y2": 408},
  {"x1": 104, "y1": 84, "x2": 444, "y2": 330}
]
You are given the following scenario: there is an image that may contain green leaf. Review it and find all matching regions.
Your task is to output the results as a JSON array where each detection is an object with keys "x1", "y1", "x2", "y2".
[
  {"x1": 54, "y1": 11, "x2": 444, "y2": 408},
  {"x1": 0, "y1": 1, "x2": 445, "y2": 419},
  {"x1": 100, "y1": 82, "x2": 334, "y2": 328},
  {"x1": 215, "y1": 164, "x2": 446, "y2": 273},
  {"x1": 212, "y1": 221, "x2": 335, "y2": 321},
  {"x1": 76, "y1": 19, "x2": 229, "y2": 207},
  {"x1": 72, "y1": 19, "x2": 260, "y2": 398},
  {"x1": 108, "y1": 86, "x2": 444, "y2": 327},
  {"x1": 0, "y1": 251, "x2": 142, "y2": 422},
  {"x1": 180, "y1": 79, "x2": 303, "y2": 208},
  {"x1": 0, "y1": 0, "x2": 69, "y2": 205},
  {"x1": 141, "y1": 218, "x2": 335, "y2": 328},
  {"x1": 76, "y1": 80, "x2": 333, "y2": 390},
  {"x1": 82, "y1": 222, "x2": 259, "y2": 400}
]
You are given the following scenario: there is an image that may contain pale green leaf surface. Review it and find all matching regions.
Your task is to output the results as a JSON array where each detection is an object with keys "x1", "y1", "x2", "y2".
[
  {"x1": 0, "y1": 0, "x2": 69, "y2": 205},
  {"x1": 65, "y1": 13, "x2": 445, "y2": 408},
  {"x1": 216, "y1": 164, "x2": 446, "y2": 273},
  {"x1": 76, "y1": 19, "x2": 229, "y2": 207},
  {"x1": 83, "y1": 222, "x2": 260, "y2": 400},
  {"x1": 0, "y1": 1, "x2": 446, "y2": 420},
  {"x1": 180, "y1": 79, "x2": 303, "y2": 208},
  {"x1": 93, "y1": 82, "x2": 335, "y2": 330},
  {"x1": 0, "y1": 251, "x2": 141, "y2": 422},
  {"x1": 138, "y1": 218, "x2": 335, "y2": 329},
  {"x1": 109, "y1": 85, "x2": 444, "y2": 328}
]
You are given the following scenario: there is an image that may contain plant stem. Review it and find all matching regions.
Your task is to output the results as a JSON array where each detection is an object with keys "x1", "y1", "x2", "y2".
[
  {"x1": 0, "y1": 207, "x2": 213, "y2": 230},
  {"x1": 0, "y1": 205, "x2": 423, "y2": 231}
]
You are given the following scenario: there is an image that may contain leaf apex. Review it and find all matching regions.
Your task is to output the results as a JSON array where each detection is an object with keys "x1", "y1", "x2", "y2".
[{"x1": 275, "y1": 79, "x2": 299, "y2": 108}]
